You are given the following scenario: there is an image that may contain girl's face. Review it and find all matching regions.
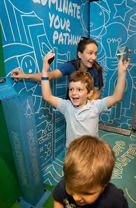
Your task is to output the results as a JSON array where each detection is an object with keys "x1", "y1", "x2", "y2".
[{"x1": 78, "y1": 43, "x2": 98, "y2": 70}]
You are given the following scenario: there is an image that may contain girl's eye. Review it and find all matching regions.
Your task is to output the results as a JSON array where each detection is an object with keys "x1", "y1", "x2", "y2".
[{"x1": 78, "y1": 89, "x2": 82, "y2": 91}]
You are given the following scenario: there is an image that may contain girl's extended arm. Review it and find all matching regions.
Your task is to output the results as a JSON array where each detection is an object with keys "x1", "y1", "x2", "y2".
[{"x1": 11, "y1": 55, "x2": 63, "y2": 82}]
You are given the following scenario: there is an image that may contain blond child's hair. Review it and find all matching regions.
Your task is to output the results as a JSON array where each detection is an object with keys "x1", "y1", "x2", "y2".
[
  {"x1": 63, "y1": 135, "x2": 115, "y2": 191},
  {"x1": 69, "y1": 71, "x2": 94, "y2": 93}
]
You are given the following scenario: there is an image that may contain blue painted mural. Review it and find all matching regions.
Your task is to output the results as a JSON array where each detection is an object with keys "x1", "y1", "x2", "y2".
[
  {"x1": 0, "y1": 0, "x2": 90, "y2": 175},
  {"x1": 90, "y1": 0, "x2": 136, "y2": 130}
]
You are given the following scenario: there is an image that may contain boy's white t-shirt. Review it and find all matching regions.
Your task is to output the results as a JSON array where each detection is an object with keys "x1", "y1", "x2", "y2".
[{"x1": 57, "y1": 97, "x2": 108, "y2": 147}]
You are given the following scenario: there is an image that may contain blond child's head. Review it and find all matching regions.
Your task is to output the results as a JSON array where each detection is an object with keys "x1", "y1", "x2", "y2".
[{"x1": 63, "y1": 135, "x2": 115, "y2": 206}]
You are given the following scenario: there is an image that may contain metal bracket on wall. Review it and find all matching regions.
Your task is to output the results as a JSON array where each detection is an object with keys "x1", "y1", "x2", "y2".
[
  {"x1": 99, "y1": 124, "x2": 131, "y2": 136},
  {"x1": 0, "y1": 78, "x2": 6, "y2": 83}
]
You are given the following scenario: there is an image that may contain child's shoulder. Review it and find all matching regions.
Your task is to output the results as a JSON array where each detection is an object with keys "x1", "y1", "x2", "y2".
[
  {"x1": 89, "y1": 97, "x2": 107, "y2": 106},
  {"x1": 57, "y1": 97, "x2": 73, "y2": 111},
  {"x1": 102, "y1": 183, "x2": 127, "y2": 205},
  {"x1": 105, "y1": 182, "x2": 123, "y2": 195}
]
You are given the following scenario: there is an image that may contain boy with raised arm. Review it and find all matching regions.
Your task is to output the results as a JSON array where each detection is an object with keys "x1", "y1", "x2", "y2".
[{"x1": 41, "y1": 50, "x2": 130, "y2": 147}]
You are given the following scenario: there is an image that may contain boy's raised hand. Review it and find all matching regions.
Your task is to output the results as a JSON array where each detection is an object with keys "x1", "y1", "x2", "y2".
[
  {"x1": 118, "y1": 54, "x2": 130, "y2": 73},
  {"x1": 107, "y1": 54, "x2": 130, "y2": 108},
  {"x1": 42, "y1": 50, "x2": 55, "y2": 72}
]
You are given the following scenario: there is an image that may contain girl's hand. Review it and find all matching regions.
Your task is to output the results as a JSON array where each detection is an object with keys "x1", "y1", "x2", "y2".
[{"x1": 11, "y1": 68, "x2": 25, "y2": 82}]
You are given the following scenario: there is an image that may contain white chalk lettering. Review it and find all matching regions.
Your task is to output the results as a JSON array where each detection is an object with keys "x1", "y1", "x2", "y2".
[
  {"x1": 112, "y1": 143, "x2": 136, "y2": 179},
  {"x1": 33, "y1": 0, "x2": 80, "y2": 19},
  {"x1": 41, "y1": 0, "x2": 47, "y2": 5},
  {"x1": 49, "y1": 13, "x2": 70, "y2": 32},
  {"x1": 27, "y1": 129, "x2": 41, "y2": 185},
  {"x1": 53, "y1": 31, "x2": 80, "y2": 45},
  {"x1": 49, "y1": 13, "x2": 55, "y2": 28},
  {"x1": 12, "y1": 131, "x2": 27, "y2": 186},
  {"x1": 113, "y1": 141, "x2": 125, "y2": 156},
  {"x1": 63, "y1": 0, "x2": 68, "y2": 14}
]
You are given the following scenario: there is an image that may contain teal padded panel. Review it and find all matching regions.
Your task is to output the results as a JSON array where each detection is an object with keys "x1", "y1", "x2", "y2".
[{"x1": 2, "y1": 95, "x2": 44, "y2": 206}]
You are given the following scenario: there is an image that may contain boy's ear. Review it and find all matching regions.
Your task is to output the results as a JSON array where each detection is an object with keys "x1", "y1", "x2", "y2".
[
  {"x1": 103, "y1": 183, "x2": 108, "y2": 190},
  {"x1": 101, "y1": 183, "x2": 108, "y2": 193},
  {"x1": 87, "y1": 90, "x2": 94, "y2": 99}
]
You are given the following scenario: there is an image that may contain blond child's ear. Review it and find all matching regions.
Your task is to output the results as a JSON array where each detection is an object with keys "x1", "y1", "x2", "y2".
[
  {"x1": 88, "y1": 89, "x2": 94, "y2": 100},
  {"x1": 104, "y1": 183, "x2": 108, "y2": 188}
]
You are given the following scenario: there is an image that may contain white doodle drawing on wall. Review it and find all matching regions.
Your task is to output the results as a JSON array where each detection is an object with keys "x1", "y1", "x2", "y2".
[
  {"x1": 100, "y1": 20, "x2": 134, "y2": 129},
  {"x1": 90, "y1": 0, "x2": 111, "y2": 38},
  {"x1": 41, "y1": 143, "x2": 51, "y2": 161},
  {"x1": 0, "y1": 0, "x2": 89, "y2": 173},
  {"x1": 24, "y1": 99, "x2": 33, "y2": 118},
  {"x1": 80, "y1": 0, "x2": 90, "y2": 36},
  {"x1": 89, "y1": 0, "x2": 136, "y2": 130},
  {"x1": 0, "y1": 0, "x2": 61, "y2": 170},
  {"x1": 113, "y1": 0, "x2": 132, "y2": 21}
]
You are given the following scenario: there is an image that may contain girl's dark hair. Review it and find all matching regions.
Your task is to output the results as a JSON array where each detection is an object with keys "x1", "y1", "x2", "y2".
[
  {"x1": 93, "y1": 60, "x2": 103, "y2": 89},
  {"x1": 67, "y1": 37, "x2": 103, "y2": 89}
]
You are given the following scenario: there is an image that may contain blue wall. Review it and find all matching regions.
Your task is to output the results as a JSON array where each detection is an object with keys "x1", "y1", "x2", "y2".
[
  {"x1": 90, "y1": 0, "x2": 136, "y2": 130},
  {"x1": 0, "y1": 0, "x2": 90, "y2": 178}
]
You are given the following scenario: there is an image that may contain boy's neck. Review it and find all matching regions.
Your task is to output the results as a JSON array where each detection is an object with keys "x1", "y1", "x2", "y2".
[{"x1": 73, "y1": 100, "x2": 88, "y2": 109}]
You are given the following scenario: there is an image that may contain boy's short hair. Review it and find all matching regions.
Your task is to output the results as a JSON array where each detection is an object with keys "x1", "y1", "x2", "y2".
[
  {"x1": 69, "y1": 71, "x2": 94, "y2": 93},
  {"x1": 63, "y1": 135, "x2": 115, "y2": 191}
]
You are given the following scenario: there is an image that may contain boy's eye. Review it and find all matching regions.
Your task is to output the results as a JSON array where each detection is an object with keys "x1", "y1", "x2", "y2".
[
  {"x1": 81, "y1": 192, "x2": 94, "y2": 196},
  {"x1": 78, "y1": 89, "x2": 82, "y2": 91}
]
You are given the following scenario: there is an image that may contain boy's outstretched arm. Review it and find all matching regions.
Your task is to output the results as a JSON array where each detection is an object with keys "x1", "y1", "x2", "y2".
[
  {"x1": 41, "y1": 50, "x2": 58, "y2": 109},
  {"x1": 107, "y1": 55, "x2": 130, "y2": 108}
]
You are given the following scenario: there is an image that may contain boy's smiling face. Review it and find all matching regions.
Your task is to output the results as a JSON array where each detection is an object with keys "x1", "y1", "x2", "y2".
[
  {"x1": 66, "y1": 183, "x2": 105, "y2": 206},
  {"x1": 69, "y1": 81, "x2": 91, "y2": 109}
]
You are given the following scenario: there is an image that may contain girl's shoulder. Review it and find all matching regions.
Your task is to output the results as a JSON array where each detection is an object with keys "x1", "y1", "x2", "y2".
[
  {"x1": 58, "y1": 61, "x2": 76, "y2": 76},
  {"x1": 66, "y1": 59, "x2": 76, "y2": 67}
]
